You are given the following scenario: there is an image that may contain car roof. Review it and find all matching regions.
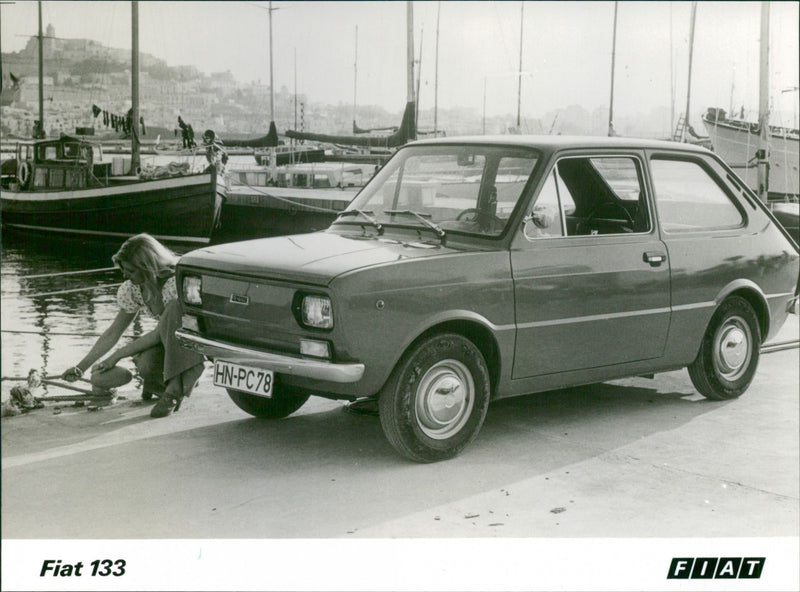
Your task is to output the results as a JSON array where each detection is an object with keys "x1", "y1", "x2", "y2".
[{"x1": 407, "y1": 134, "x2": 711, "y2": 154}]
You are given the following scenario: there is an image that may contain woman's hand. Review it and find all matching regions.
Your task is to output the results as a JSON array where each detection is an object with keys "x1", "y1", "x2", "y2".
[
  {"x1": 61, "y1": 366, "x2": 84, "y2": 382},
  {"x1": 92, "y1": 355, "x2": 120, "y2": 374}
]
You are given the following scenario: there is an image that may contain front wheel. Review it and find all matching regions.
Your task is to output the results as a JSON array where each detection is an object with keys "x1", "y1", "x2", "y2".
[
  {"x1": 688, "y1": 296, "x2": 761, "y2": 400},
  {"x1": 227, "y1": 376, "x2": 310, "y2": 419},
  {"x1": 379, "y1": 333, "x2": 491, "y2": 463}
]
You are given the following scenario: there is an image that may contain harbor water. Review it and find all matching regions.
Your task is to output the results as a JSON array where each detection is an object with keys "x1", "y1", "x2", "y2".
[{"x1": 0, "y1": 230, "x2": 193, "y2": 401}]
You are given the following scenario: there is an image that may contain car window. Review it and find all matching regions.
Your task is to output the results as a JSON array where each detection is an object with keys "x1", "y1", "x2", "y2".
[
  {"x1": 590, "y1": 157, "x2": 642, "y2": 202},
  {"x1": 341, "y1": 146, "x2": 538, "y2": 238},
  {"x1": 533, "y1": 155, "x2": 649, "y2": 237},
  {"x1": 650, "y1": 158, "x2": 744, "y2": 232}
]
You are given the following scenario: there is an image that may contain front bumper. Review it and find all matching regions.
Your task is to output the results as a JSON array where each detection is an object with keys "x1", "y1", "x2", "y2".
[{"x1": 175, "y1": 329, "x2": 365, "y2": 384}]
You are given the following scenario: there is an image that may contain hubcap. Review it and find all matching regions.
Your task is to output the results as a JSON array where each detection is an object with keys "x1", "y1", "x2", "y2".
[
  {"x1": 415, "y1": 359, "x2": 474, "y2": 440},
  {"x1": 712, "y1": 315, "x2": 752, "y2": 381}
]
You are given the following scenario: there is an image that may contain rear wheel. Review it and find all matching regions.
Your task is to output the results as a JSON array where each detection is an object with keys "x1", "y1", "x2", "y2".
[
  {"x1": 379, "y1": 333, "x2": 490, "y2": 462},
  {"x1": 226, "y1": 376, "x2": 310, "y2": 419},
  {"x1": 688, "y1": 296, "x2": 761, "y2": 400}
]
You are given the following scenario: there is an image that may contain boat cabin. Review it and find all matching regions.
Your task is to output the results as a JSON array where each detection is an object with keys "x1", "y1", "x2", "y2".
[
  {"x1": 274, "y1": 163, "x2": 366, "y2": 189},
  {"x1": 10, "y1": 135, "x2": 109, "y2": 191}
]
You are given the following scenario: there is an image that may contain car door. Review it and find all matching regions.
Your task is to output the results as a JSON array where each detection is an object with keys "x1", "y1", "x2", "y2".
[{"x1": 510, "y1": 151, "x2": 671, "y2": 379}]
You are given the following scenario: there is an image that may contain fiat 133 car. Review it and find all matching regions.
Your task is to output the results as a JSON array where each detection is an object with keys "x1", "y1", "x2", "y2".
[{"x1": 175, "y1": 136, "x2": 799, "y2": 462}]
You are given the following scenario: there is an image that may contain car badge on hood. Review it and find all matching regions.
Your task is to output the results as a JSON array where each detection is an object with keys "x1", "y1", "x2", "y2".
[{"x1": 229, "y1": 294, "x2": 249, "y2": 305}]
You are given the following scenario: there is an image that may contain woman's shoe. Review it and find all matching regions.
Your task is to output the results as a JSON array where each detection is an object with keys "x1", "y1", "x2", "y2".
[
  {"x1": 141, "y1": 390, "x2": 158, "y2": 401},
  {"x1": 150, "y1": 394, "x2": 182, "y2": 418}
]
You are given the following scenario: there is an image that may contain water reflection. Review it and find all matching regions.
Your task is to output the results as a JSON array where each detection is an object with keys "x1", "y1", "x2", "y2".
[{"x1": 1, "y1": 230, "x2": 192, "y2": 400}]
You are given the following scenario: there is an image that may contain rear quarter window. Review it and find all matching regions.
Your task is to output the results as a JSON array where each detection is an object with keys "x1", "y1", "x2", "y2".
[{"x1": 650, "y1": 158, "x2": 744, "y2": 232}]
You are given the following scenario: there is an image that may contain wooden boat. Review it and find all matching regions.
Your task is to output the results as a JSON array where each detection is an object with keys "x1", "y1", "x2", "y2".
[
  {"x1": 0, "y1": 2, "x2": 224, "y2": 245},
  {"x1": 0, "y1": 134, "x2": 224, "y2": 245},
  {"x1": 702, "y1": 107, "x2": 799, "y2": 200},
  {"x1": 252, "y1": 144, "x2": 326, "y2": 167},
  {"x1": 215, "y1": 161, "x2": 370, "y2": 243}
]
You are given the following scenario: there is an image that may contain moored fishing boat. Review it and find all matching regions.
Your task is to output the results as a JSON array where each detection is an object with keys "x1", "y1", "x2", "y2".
[
  {"x1": 702, "y1": 107, "x2": 799, "y2": 200},
  {"x1": 0, "y1": 134, "x2": 224, "y2": 245},
  {"x1": 214, "y1": 161, "x2": 369, "y2": 243},
  {"x1": 0, "y1": 1, "x2": 225, "y2": 245}
]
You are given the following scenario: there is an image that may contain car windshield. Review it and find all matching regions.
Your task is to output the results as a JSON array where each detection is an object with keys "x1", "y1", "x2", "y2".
[{"x1": 334, "y1": 145, "x2": 539, "y2": 238}]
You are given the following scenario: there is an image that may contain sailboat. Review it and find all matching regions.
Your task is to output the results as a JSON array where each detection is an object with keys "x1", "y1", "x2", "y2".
[
  {"x1": 226, "y1": 1, "x2": 324, "y2": 169},
  {"x1": 702, "y1": 107, "x2": 799, "y2": 200},
  {"x1": 701, "y1": 3, "x2": 799, "y2": 201},
  {"x1": 284, "y1": 1, "x2": 417, "y2": 163},
  {"x1": 0, "y1": 1, "x2": 225, "y2": 245}
]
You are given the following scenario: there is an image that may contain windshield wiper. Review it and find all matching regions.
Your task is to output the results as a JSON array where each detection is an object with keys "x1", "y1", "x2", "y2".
[
  {"x1": 335, "y1": 209, "x2": 383, "y2": 234},
  {"x1": 384, "y1": 209, "x2": 446, "y2": 240}
]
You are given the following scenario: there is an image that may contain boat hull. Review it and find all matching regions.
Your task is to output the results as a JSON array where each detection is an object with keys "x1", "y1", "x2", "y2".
[
  {"x1": 213, "y1": 186, "x2": 355, "y2": 243},
  {"x1": 1, "y1": 172, "x2": 224, "y2": 244},
  {"x1": 702, "y1": 115, "x2": 799, "y2": 199}
]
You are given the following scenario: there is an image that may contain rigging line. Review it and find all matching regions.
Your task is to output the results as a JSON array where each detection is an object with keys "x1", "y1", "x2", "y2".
[
  {"x1": 16, "y1": 283, "x2": 123, "y2": 299},
  {"x1": 11, "y1": 267, "x2": 117, "y2": 280},
  {"x1": 1, "y1": 329, "x2": 138, "y2": 339},
  {"x1": 229, "y1": 181, "x2": 344, "y2": 214}
]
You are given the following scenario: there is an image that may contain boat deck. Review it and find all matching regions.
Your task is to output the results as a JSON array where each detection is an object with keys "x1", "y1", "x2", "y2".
[{"x1": 226, "y1": 185, "x2": 357, "y2": 212}]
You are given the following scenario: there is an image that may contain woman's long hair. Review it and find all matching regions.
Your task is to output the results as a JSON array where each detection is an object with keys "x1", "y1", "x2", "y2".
[{"x1": 112, "y1": 233, "x2": 179, "y2": 282}]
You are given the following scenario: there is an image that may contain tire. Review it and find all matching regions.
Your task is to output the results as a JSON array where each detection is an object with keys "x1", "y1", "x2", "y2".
[
  {"x1": 379, "y1": 333, "x2": 491, "y2": 463},
  {"x1": 688, "y1": 296, "x2": 761, "y2": 400},
  {"x1": 226, "y1": 375, "x2": 310, "y2": 419}
]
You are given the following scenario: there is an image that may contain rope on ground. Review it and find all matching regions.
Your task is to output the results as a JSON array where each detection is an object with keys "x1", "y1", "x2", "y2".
[
  {"x1": 21, "y1": 283, "x2": 123, "y2": 299},
  {"x1": 12, "y1": 266, "x2": 117, "y2": 280}
]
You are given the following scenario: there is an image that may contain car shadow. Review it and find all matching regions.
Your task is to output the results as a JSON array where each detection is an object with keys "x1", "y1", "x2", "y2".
[
  {"x1": 160, "y1": 374, "x2": 724, "y2": 470},
  {"x1": 0, "y1": 373, "x2": 742, "y2": 539}
]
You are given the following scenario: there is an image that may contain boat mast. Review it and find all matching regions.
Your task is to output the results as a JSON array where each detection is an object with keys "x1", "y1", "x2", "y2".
[
  {"x1": 353, "y1": 26, "x2": 358, "y2": 126},
  {"x1": 36, "y1": 1, "x2": 44, "y2": 138},
  {"x1": 669, "y1": 2, "x2": 675, "y2": 138},
  {"x1": 516, "y1": 1, "x2": 523, "y2": 131},
  {"x1": 756, "y1": 1, "x2": 770, "y2": 201},
  {"x1": 434, "y1": 1, "x2": 440, "y2": 135},
  {"x1": 416, "y1": 25, "x2": 423, "y2": 127},
  {"x1": 608, "y1": 1, "x2": 618, "y2": 136},
  {"x1": 482, "y1": 76, "x2": 486, "y2": 135},
  {"x1": 269, "y1": 0, "x2": 274, "y2": 123},
  {"x1": 682, "y1": 1, "x2": 697, "y2": 142},
  {"x1": 407, "y1": 0, "x2": 415, "y2": 105},
  {"x1": 130, "y1": 0, "x2": 140, "y2": 175}
]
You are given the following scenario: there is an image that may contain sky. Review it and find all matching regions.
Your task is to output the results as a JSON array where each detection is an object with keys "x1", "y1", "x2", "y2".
[{"x1": 2, "y1": 1, "x2": 798, "y2": 127}]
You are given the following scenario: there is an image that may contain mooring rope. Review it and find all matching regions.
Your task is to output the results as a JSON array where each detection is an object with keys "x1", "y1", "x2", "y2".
[
  {"x1": 230, "y1": 176, "x2": 346, "y2": 214},
  {"x1": 1, "y1": 328, "x2": 138, "y2": 339},
  {"x1": 20, "y1": 283, "x2": 123, "y2": 299},
  {"x1": 10, "y1": 266, "x2": 118, "y2": 280}
]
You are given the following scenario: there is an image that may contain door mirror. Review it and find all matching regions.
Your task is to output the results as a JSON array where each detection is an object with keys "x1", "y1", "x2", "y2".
[{"x1": 523, "y1": 204, "x2": 558, "y2": 239}]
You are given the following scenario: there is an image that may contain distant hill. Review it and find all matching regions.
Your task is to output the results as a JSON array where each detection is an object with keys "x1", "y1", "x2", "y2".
[{"x1": 1, "y1": 22, "x2": 200, "y2": 87}]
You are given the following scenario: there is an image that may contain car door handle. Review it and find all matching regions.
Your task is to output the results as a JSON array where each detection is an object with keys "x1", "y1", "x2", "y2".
[{"x1": 643, "y1": 251, "x2": 667, "y2": 267}]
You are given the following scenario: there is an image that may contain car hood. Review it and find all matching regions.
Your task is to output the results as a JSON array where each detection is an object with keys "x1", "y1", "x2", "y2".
[{"x1": 179, "y1": 231, "x2": 467, "y2": 285}]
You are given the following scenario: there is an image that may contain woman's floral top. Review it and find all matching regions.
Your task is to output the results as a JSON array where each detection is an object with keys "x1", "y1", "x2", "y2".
[{"x1": 116, "y1": 276, "x2": 178, "y2": 317}]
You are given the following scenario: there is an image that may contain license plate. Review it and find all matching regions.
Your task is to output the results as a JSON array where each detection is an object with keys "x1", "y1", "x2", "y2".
[{"x1": 213, "y1": 360, "x2": 273, "y2": 398}]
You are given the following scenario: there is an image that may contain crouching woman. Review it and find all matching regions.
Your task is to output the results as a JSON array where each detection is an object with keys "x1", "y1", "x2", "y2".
[{"x1": 61, "y1": 233, "x2": 205, "y2": 418}]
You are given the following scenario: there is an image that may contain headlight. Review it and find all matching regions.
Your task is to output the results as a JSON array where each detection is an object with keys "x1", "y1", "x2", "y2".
[
  {"x1": 183, "y1": 275, "x2": 202, "y2": 305},
  {"x1": 301, "y1": 295, "x2": 333, "y2": 329}
]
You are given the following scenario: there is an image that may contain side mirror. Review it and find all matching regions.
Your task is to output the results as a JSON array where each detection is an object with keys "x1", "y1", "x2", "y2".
[
  {"x1": 531, "y1": 204, "x2": 555, "y2": 228},
  {"x1": 522, "y1": 204, "x2": 557, "y2": 239}
]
